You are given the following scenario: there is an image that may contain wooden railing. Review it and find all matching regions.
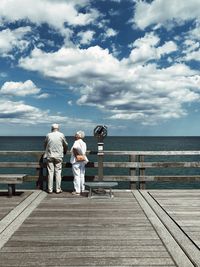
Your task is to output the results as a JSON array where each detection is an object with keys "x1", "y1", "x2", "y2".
[{"x1": 0, "y1": 150, "x2": 200, "y2": 189}]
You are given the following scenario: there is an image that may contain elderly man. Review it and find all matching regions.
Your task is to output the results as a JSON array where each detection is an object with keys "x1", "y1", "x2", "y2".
[{"x1": 44, "y1": 123, "x2": 68, "y2": 194}]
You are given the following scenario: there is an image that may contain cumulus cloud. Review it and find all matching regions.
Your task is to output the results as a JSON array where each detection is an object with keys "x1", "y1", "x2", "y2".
[
  {"x1": 0, "y1": 99, "x2": 50, "y2": 124},
  {"x1": 184, "y1": 49, "x2": 200, "y2": 61},
  {"x1": 0, "y1": 26, "x2": 31, "y2": 56},
  {"x1": 19, "y1": 46, "x2": 120, "y2": 83},
  {"x1": 77, "y1": 30, "x2": 95, "y2": 45},
  {"x1": 0, "y1": 98, "x2": 94, "y2": 129},
  {"x1": 0, "y1": 0, "x2": 200, "y2": 133},
  {"x1": 105, "y1": 28, "x2": 118, "y2": 38},
  {"x1": 0, "y1": 80, "x2": 41, "y2": 97},
  {"x1": 18, "y1": 44, "x2": 200, "y2": 124},
  {"x1": 133, "y1": 0, "x2": 200, "y2": 30},
  {"x1": 126, "y1": 32, "x2": 177, "y2": 65},
  {"x1": 181, "y1": 22, "x2": 200, "y2": 61},
  {"x1": 0, "y1": 0, "x2": 99, "y2": 32}
]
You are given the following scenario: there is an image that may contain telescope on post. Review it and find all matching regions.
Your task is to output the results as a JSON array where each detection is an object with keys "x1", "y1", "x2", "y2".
[
  {"x1": 84, "y1": 125, "x2": 117, "y2": 198},
  {"x1": 93, "y1": 125, "x2": 107, "y2": 181},
  {"x1": 94, "y1": 125, "x2": 107, "y2": 141}
]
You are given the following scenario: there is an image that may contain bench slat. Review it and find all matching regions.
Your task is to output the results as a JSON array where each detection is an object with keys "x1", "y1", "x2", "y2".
[
  {"x1": 85, "y1": 182, "x2": 118, "y2": 188},
  {"x1": 0, "y1": 174, "x2": 27, "y2": 197}
]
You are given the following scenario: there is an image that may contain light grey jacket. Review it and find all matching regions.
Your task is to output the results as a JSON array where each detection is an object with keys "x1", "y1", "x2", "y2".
[{"x1": 44, "y1": 131, "x2": 68, "y2": 159}]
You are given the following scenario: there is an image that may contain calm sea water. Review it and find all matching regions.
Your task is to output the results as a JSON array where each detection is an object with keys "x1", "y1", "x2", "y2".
[{"x1": 0, "y1": 136, "x2": 200, "y2": 189}]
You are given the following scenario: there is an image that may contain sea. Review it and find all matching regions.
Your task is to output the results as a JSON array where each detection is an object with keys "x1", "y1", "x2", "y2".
[{"x1": 1, "y1": 136, "x2": 200, "y2": 190}]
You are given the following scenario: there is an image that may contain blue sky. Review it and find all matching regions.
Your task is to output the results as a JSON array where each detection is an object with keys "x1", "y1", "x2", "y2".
[{"x1": 1, "y1": 0, "x2": 200, "y2": 136}]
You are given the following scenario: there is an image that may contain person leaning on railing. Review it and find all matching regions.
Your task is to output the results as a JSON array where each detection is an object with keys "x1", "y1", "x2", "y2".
[
  {"x1": 44, "y1": 123, "x2": 68, "y2": 194},
  {"x1": 70, "y1": 131, "x2": 88, "y2": 196}
]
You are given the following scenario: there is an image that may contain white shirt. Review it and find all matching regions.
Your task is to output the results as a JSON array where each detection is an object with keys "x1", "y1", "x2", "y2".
[
  {"x1": 70, "y1": 139, "x2": 88, "y2": 164},
  {"x1": 44, "y1": 131, "x2": 68, "y2": 159}
]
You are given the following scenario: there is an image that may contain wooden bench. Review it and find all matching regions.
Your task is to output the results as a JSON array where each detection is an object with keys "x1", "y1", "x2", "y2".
[
  {"x1": 0, "y1": 174, "x2": 27, "y2": 197},
  {"x1": 84, "y1": 182, "x2": 118, "y2": 198}
]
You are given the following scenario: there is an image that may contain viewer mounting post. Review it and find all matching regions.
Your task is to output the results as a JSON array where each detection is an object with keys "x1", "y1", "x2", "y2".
[
  {"x1": 93, "y1": 125, "x2": 107, "y2": 181},
  {"x1": 85, "y1": 125, "x2": 117, "y2": 198}
]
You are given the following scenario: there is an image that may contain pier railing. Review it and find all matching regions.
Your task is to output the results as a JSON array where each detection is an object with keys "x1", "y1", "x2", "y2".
[{"x1": 0, "y1": 150, "x2": 200, "y2": 189}]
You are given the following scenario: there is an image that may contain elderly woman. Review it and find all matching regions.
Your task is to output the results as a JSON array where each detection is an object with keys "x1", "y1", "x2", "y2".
[{"x1": 70, "y1": 131, "x2": 88, "y2": 195}]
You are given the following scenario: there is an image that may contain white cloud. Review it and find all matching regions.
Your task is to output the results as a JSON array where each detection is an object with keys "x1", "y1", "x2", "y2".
[
  {"x1": 18, "y1": 44, "x2": 200, "y2": 124},
  {"x1": 0, "y1": 98, "x2": 94, "y2": 129},
  {"x1": 100, "y1": 27, "x2": 118, "y2": 42},
  {"x1": 0, "y1": 72, "x2": 7, "y2": 78},
  {"x1": 0, "y1": 0, "x2": 99, "y2": 32},
  {"x1": 0, "y1": 99, "x2": 48, "y2": 124},
  {"x1": 77, "y1": 30, "x2": 95, "y2": 45},
  {"x1": 0, "y1": 80, "x2": 41, "y2": 97},
  {"x1": 133, "y1": 0, "x2": 200, "y2": 30},
  {"x1": 128, "y1": 33, "x2": 160, "y2": 64},
  {"x1": 0, "y1": 26, "x2": 31, "y2": 56},
  {"x1": 105, "y1": 28, "x2": 118, "y2": 38},
  {"x1": 67, "y1": 100, "x2": 73, "y2": 106},
  {"x1": 35, "y1": 93, "x2": 50, "y2": 99},
  {"x1": 127, "y1": 33, "x2": 177, "y2": 64},
  {"x1": 157, "y1": 41, "x2": 178, "y2": 56},
  {"x1": 19, "y1": 46, "x2": 120, "y2": 83},
  {"x1": 184, "y1": 50, "x2": 200, "y2": 61},
  {"x1": 181, "y1": 22, "x2": 200, "y2": 61}
]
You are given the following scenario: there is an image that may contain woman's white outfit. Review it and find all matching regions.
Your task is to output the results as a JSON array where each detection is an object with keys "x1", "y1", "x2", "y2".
[{"x1": 70, "y1": 139, "x2": 88, "y2": 194}]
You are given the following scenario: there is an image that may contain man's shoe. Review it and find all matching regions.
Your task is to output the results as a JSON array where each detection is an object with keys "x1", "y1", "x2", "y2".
[{"x1": 47, "y1": 191, "x2": 53, "y2": 194}]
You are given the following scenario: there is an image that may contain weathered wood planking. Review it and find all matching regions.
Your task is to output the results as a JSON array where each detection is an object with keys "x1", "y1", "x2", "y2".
[
  {"x1": 0, "y1": 191, "x2": 176, "y2": 266},
  {"x1": 0, "y1": 191, "x2": 31, "y2": 221},
  {"x1": 148, "y1": 190, "x2": 200, "y2": 248},
  {"x1": 1, "y1": 150, "x2": 200, "y2": 190},
  {"x1": 141, "y1": 190, "x2": 200, "y2": 266}
]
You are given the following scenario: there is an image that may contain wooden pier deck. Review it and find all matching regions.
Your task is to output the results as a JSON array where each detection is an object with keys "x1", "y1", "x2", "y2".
[{"x1": 0, "y1": 190, "x2": 200, "y2": 266}]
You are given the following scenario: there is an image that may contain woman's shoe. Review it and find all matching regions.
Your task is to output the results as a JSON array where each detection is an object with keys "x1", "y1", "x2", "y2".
[{"x1": 56, "y1": 190, "x2": 63, "y2": 194}]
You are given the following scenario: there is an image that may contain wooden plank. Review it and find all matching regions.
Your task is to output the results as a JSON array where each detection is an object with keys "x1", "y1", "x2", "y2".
[
  {"x1": 1, "y1": 150, "x2": 200, "y2": 156},
  {"x1": 0, "y1": 174, "x2": 26, "y2": 184},
  {"x1": 149, "y1": 190, "x2": 200, "y2": 252},
  {"x1": 0, "y1": 192, "x2": 31, "y2": 221},
  {"x1": 92, "y1": 175, "x2": 200, "y2": 182},
  {"x1": 2, "y1": 244, "x2": 167, "y2": 252},
  {"x1": 0, "y1": 192, "x2": 176, "y2": 266},
  {"x1": 1, "y1": 161, "x2": 200, "y2": 169},
  {"x1": 0, "y1": 256, "x2": 176, "y2": 266},
  {"x1": 140, "y1": 190, "x2": 200, "y2": 266},
  {"x1": 0, "y1": 191, "x2": 47, "y2": 250},
  {"x1": 0, "y1": 150, "x2": 197, "y2": 155},
  {"x1": 133, "y1": 191, "x2": 195, "y2": 267},
  {"x1": 103, "y1": 150, "x2": 200, "y2": 156}
]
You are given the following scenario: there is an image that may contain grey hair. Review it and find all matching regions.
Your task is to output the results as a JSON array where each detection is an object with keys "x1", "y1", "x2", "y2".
[
  {"x1": 51, "y1": 123, "x2": 59, "y2": 131},
  {"x1": 76, "y1": 130, "x2": 85, "y2": 139}
]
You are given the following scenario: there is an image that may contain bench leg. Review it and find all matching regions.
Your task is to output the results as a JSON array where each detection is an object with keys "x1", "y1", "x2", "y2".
[
  {"x1": 8, "y1": 184, "x2": 15, "y2": 197},
  {"x1": 109, "y1": 188, "x2": 112, "y2": 198},
  {"x1": 88, "y1": 187, "x2": 92, "y2": 198}
]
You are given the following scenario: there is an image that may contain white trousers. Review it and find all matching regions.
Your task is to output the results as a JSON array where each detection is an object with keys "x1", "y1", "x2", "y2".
[
  {"x1": 72, "y1": 162, "x2": 85, "y2": 193},
  {"x1": 47, "y1": 158, "x2": 62, "y2": 192}
]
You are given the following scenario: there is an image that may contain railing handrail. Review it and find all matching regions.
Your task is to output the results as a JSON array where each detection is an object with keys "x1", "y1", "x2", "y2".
[
  {"x1": 1, "y1": 150, "x2": 200, "y2": 156},
  {"x1": 1, "y1": 150, "x2": 200, "y2": 189}
]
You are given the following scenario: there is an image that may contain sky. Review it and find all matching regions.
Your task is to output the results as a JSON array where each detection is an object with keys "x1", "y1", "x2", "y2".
[{"x1": 1, "y1": 0, "x2": 200, "y2": 136}]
